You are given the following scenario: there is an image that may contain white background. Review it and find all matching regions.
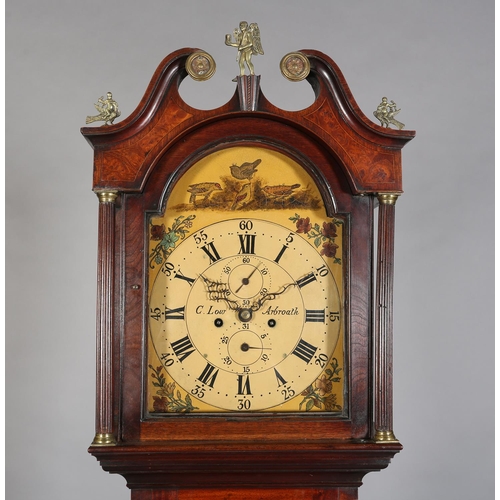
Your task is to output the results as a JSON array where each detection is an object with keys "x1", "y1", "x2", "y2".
[{"x1": 6, "y1": 1, "x2": 494, "y2": 499}]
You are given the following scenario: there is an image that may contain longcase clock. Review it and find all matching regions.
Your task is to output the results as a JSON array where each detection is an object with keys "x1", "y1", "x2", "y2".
[{"x1": 82, "y1": 30, "x2": 414, "y2": 499}]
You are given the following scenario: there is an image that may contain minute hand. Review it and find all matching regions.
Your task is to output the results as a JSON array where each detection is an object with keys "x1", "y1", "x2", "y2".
[{"x1": 251, "y1": 283, "x2": 296, "y2": 312}]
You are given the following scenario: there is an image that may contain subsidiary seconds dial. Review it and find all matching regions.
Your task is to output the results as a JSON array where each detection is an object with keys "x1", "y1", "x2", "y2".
[{"x1": 149, "y1": 219, "x2": 342, "y2": 412}]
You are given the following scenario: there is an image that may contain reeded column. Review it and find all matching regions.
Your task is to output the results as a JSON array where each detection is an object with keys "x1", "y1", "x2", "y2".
[
  {"x1": 237, "y1": 75, "x2": 261, "y2": 111},
  {"x1": 92, "y1": 190, "x2": 119, "y2": 446},
  {"x1": 374, "y1": 193, "x2": 399, "y2": 443}
]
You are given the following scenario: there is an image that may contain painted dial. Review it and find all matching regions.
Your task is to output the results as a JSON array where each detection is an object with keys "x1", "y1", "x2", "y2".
[{"x1": 149, "y1": 218, "x2": 341, "y2": 411}]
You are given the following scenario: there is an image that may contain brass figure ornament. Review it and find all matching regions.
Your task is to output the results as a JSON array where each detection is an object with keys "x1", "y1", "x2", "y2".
[
  {"x1": 373, "y1": 97, "x2": 405, "y2": 129},
  {"x1": 225, "y1": 21, "x2": 264, "y2": 76},
  {"x1": 86, "y1": 92, "x2": 121, "y2": 125}
]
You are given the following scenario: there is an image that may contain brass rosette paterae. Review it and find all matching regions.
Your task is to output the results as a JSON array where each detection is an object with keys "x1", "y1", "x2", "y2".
[
  {"x1": 186, "y1": 51, "x2": 216, "y2": 81},
  {"x1": 280, "y1": 52, "x2": 311, "y2": 81}
]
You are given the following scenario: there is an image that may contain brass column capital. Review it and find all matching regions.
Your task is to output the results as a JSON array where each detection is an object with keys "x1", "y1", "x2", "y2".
[
  {"x1": 95, "y1": 190, "x2": 119, "y2": 204},
  {"x1": 377, "y1": 193, "x2": 399, "y2": 205}
]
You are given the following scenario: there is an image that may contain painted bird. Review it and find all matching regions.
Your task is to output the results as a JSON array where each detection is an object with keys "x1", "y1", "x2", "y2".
[
  {"x1": 261, "y1": 183, "x2": 301, "y2": 199},
  {"x1": 187, "y1": 182, "x2": 222, "y2": 204},
  {"x1": 229, "y1": 159, "x2": 262, "y2": 180},
  {"x1": 231, "y1": 183, "x2": 252, "y2": 210}
]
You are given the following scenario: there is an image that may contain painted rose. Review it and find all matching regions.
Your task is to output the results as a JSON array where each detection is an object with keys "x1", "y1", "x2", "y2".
[
  {"x1": 151, "y1": 224, "x2": 166, "y2": 241},
  {"x1": 315, "y1": 374, "x2": 333, "y2": 396},
  {"x1": 296, "y1": 217, "x2": 312, "y2": 233},
  {"x1": 152, "y1": 396, "x2": 168, "y2": 412},
  {"x1": 320, "y1": 241, "x2": 338, "y2": 258},
  {"x1": 321, "y1": 221, "x2": 337, "y2": 238}
]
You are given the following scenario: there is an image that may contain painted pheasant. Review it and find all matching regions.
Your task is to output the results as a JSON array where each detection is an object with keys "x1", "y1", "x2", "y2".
[
  {"x1": 261, "y1": 183, "x2": 301, "y2": 199},
  {"x1": 229, "y1": 159, "x2": 262, "y2": 180},
  {"x1": 187, "y1": 182, "x2": 222, "y2": 204}
]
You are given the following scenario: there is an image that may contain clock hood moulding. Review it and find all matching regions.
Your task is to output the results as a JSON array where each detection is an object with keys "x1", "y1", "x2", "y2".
[{"x1": 81, "y1": 48, "x2": 415, "y2": 196}]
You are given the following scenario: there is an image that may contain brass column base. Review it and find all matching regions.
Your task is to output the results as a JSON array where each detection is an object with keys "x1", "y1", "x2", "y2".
[
  {"x1": 91, "y1": 433, "x2": 117, "y2": 446},
  {"x1": 374, "y1": 430, "x2": 399, "y2": 444}
]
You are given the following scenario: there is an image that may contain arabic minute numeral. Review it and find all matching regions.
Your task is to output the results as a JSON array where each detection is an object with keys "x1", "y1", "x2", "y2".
[
  {"x1": 160, "y1": 352, "x2": 174, "y2": 367},
  {"x1": 239, "y1": 220, "x2": 254, "y2": 231},
  {"x1": 150, "y1": 307, "x2": 161, "y2": 321},
  {"x1": 193, "y1": 230, "x2": 208, "y2": 245},
  {"x1": 316, "y1": 264, "x2": 329, "y2": 277},
  {"x1": 191, "y1": 384, "x2": 205, "y2": 399},
  {"x1": 237, "y1": 399, "x2": 251, "y2": 410},
  {"x1": 329, "y1": 311, "x2": 340, "y2": 322},
  {"x1": 315, "y1": 353, "x2": 329, "y2": 368},
  {"x1": 160, "y1": 261, "x2": 175, "y2": 276},
  {"x1": 281, "y1": 385, "x2": 295, "y2": 401}
]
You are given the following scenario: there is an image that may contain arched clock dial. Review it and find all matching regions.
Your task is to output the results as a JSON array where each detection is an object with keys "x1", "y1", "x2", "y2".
[{"x1": 149, "y1": 218, "x2": 342, "y2": 412}]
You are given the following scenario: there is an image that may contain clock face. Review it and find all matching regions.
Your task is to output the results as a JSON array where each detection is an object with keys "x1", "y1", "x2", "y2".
[{"x1": 147, "y1": 146, "x2": 345, "y2": 414}]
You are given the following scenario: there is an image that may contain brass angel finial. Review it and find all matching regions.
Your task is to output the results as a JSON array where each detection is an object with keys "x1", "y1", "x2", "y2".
[
  {"x1": 373, "y1": 97, "x2": 405, "y2": 130},
  {"x1": 85, "y1": 92, "x2": 121, "y2": 125},
  {"x1": 225, "y1": 21, "x2": 264, "y2": 76}
]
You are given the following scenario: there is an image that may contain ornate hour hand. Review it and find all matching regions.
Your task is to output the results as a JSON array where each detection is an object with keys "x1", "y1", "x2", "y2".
[
  {"x1": 200, "y1": 275, "x2": 240, "y2": 311},
  {"x1": 250, "y1": 282, "x2": 296, "y2": 311}
]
